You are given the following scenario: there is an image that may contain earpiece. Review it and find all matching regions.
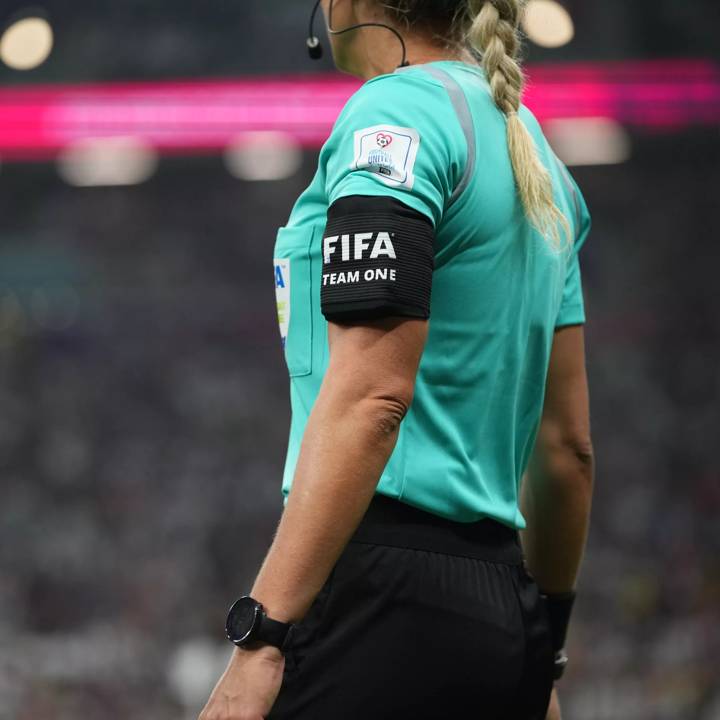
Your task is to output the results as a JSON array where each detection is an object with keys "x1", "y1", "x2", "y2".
[
  {"x1": 307, "y1": 0, "x2": 325, "y2": 60},
  {"x1": 306, "y1": 0, "x2": 409, "y2": 68},
  {"x1": 307, "y1": 35, "x2": 323, "y2": 60}
]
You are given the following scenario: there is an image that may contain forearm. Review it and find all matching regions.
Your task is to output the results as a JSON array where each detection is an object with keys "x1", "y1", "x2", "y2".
[
  {"x1": 250, "y1": 386, "x2": 402, "y2": 623},
  {"x1": 521, "y1": 438, "x2": 594, "y2": 594}
]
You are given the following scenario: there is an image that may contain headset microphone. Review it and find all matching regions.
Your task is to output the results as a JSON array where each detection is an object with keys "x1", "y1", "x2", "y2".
[
  {"x1": 306, "y1": 0, "x2": 409, "y2": 67},
  {"x1": 307, "y1": 35, "x2": 324, "y2": 60},
  {"x1": 307, "y1": 0, "x2": 324, "y2": 59}
]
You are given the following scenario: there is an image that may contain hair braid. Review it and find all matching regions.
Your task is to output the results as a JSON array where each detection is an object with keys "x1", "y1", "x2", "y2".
[{"x1": 467, "y1": 0, "x2": 569, "y2": 247}]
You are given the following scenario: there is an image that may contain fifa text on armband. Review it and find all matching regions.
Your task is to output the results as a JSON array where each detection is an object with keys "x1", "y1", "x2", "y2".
[{"x1": 323, "y1": 232, "x2": 397, "y2": 264}]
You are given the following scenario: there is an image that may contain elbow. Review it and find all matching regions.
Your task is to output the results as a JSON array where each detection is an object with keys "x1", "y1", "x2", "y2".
[
  {"x1": 539, "y1": 424, "x2": 595, "y2": 489},
  {"x1": 361, "y1": 386, "x2": 414, "y2": 438},
  {"x1": 565, "y1": 434, "x2": 594, "y2": 472},
  {"x1": 560, "y1": 435, "x2": 595, "y2": 489},
  {"x1": 576, "y1": 440, "x2": 594, "y2": 475},
  {"x1": 326, "y1": 362, "x2": 416, "y2": 440}
]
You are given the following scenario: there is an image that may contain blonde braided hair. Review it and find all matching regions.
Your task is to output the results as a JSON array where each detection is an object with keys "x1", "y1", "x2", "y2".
[{"x1": 466, "y1": 0, "x2": 569, "y2": 247}]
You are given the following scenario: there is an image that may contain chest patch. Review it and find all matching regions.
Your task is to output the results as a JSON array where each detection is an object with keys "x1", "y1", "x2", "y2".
[
  {"x1": 351, "y1": 124, "x2": 420, "y2": 190},
  {"x1": 274, "y1": 258, "x2": 290, "y2": 348}
]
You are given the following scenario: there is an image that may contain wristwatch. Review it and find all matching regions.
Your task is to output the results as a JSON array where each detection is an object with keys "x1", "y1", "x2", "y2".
[{"x1": 225, "y1": 596, "x2": 295, "y2": 652}]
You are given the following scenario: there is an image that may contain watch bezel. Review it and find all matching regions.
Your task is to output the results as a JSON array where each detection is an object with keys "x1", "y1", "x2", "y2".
[{"x1": 226, "y1": 596, "x2": 263, "y2": 646}]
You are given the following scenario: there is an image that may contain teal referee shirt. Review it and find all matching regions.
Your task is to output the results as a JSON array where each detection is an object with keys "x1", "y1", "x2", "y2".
[{"x1": 273, "y1": 61, "x2": 591, "y2": 527}]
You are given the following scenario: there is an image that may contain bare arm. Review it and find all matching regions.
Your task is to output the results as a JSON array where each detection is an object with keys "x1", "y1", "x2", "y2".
[
  {"x1": 522, "y1": 324, "x2": 594, "y2": 593},
  {"x1": 199, "y1": 319, "x2": 427, "y2": 719},
  {"x1": 250, "y1": 317, "x2": 428, "y2": 624}
]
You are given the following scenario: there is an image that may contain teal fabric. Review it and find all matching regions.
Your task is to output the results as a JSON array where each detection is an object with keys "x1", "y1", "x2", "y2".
[{"x1": 273, "y1": 61, "x2": 591, "y2": 527}]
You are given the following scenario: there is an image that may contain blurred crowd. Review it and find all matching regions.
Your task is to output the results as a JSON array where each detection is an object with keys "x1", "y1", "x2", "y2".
[{"x1": 0, "y1": 130, "x2": 718, "y2": 719}]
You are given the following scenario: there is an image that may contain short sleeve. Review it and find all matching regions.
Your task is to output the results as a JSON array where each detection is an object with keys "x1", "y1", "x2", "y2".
[
  {"x1": 322, "y1": 72, "x2": 467, "y2": 229},
  {"x1": 555, "y1": 162, "x2": 592, "y2": 328}
]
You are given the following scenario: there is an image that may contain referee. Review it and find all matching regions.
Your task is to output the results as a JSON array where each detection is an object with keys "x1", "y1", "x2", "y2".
[{"x1": 201, "y1": 1, "x2": 593, "y2": 719}]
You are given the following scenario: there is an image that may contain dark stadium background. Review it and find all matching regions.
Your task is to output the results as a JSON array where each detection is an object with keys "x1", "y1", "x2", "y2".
[{"x1": 0, "y1": 2, "x2": 718, "y2": 718}]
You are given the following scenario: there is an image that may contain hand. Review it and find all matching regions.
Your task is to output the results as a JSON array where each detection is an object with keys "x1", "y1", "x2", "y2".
[
  {"x1": 199, "y1": 645, "x2": 285, "y2": 720},
  {"x1": 546, "y1": 688, "x2": 562, "y2": 720}
]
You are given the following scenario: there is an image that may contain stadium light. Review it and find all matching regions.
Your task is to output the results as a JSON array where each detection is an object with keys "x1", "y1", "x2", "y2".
[
  {"x1": 167, "y1": 639, "x2": 229, "y2": 709},
  {"x1": 545, "y1": 117, "x2": 631, "y2": 166},
  {"x1": 57, "y1": 137, "x2": 158, "y2": 187},
  {"x1": 0, "y1": 15, "x2": 54, "y2": 70},
  {"x1": 522, "y1": 0, "x2": 574, "y2": 49},
  {"x1": 224, "y1": 132, "x2": 302, "y2": 181}
]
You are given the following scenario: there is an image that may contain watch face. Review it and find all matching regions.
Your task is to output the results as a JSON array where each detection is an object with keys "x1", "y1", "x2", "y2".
[{"x1": 226, "y1": 596, "x2": 261, "y2": 645}]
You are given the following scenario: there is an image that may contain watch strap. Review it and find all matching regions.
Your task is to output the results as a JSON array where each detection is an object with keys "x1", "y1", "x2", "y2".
[
  {"x1": 542, "y1": 591, "x2": 576, "y2": 680},
  {"x1": 257, "y1": 612, "x2": 294, "y2": 651},
  {"x1": 544, "y1": 591, "x2": 576, "y2": 652}
]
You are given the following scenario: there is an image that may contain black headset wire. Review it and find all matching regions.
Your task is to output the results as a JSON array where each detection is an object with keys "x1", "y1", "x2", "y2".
[{"x1": 308, "y1": 0, "x2": 409, "y2": 68}]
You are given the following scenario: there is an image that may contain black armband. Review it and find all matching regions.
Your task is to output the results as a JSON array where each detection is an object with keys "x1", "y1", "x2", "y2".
[
  {"x1": 320, "y1": 195, "x2": 434, "y2": 322},
  {"x1": 543, "y1": 591, "x2": 576, "y2": 680}
]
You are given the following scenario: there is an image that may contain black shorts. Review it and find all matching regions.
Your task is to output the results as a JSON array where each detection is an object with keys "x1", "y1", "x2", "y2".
[{"x1": 268, "y1": 494, "x2": 555, "y2": 720}]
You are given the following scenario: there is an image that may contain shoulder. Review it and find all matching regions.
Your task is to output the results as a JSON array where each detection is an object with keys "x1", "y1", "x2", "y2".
[
  {"x1": 346, "y1": 69, "x2": 449, "y2": 108},
  {"x1": 321, "y1": 68, "x2": 470, "y2": 226},
  {"x1": 517, "y1": 105, "x2": 592, "y2": 243},
  {"x1": 548, "y1": 152, "x2": 592, "y2": 250},
  {"x1": 334, "y1": 70, "x2": 464, "y2": 148},
  {"x1": 327, "y1": 70, "x2": 467, "y2": 180}
]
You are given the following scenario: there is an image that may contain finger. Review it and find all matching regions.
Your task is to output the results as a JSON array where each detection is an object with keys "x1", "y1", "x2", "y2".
[{"x1": 546, "y1": 688, "x2": 562, "y2": 720}]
